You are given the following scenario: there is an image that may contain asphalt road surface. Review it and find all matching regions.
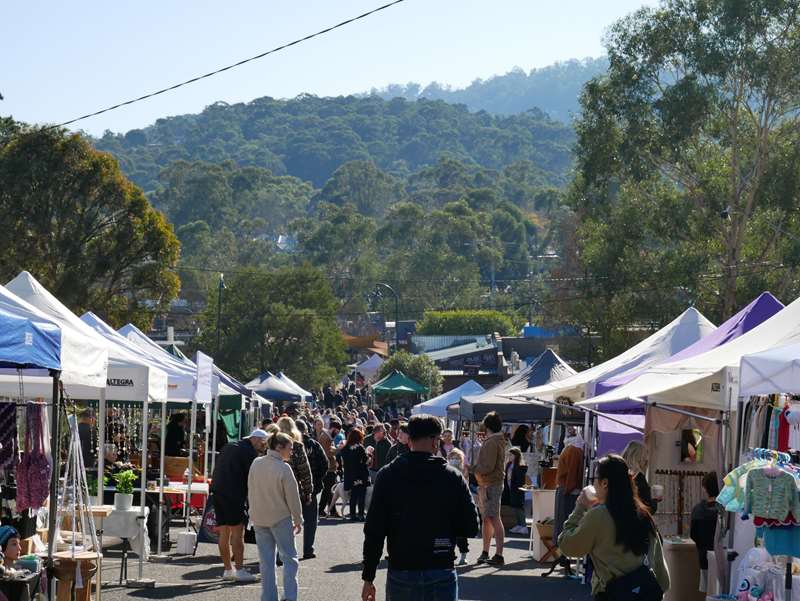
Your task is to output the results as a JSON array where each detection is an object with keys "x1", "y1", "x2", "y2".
[{"x1": 100, "y1": 518, "x2": 591, "y2": 601}]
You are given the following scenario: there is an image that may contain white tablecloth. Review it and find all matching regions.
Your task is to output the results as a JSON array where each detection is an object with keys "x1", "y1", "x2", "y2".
[{"x1": 100, "y1": 506, "x2": 150, "y2": 559}]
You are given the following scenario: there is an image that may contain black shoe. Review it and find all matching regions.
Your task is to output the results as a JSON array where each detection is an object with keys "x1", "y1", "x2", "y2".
[
  {"x1": 476, "y1": 551, "x2": 490, "y2": 564},
  {"x1": 301, "y1": 553, "x2": 316, "y2": 560},
  {"x1": 486, "y1": 554, "x2": 505, "y2": 566},
  {"x1": 276, "y1": 557, "x2": 283, "y2": 567}
]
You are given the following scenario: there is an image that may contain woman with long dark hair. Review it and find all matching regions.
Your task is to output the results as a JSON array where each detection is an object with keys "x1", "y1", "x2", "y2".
[
  {"x1": 558, "y1": 454, "x2": 670, "y2": 600},
  {"x1": 338, "y1": 428, "x2": 369, "y2": 521},
  {"x1": 510, "y1": 425, "x2": 531, "y2": 453}
]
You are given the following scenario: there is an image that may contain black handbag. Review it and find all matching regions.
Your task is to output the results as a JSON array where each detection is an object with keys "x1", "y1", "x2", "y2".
[{"x1": 603, "y1": 564, "x2": 663, "y2": 601}]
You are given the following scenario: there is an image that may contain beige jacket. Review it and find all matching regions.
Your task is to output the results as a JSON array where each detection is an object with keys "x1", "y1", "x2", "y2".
[
  {"x1": 247, "y1": 450, "x2": 304, "y2": 528},
  {"x1": 474, "y1": 432, "x2": 507, "y2": 486}
]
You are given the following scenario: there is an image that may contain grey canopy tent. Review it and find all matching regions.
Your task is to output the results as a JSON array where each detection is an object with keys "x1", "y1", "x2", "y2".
[
  {"x1": 245, "y1": 372, "x2": 302, "y2": 403},
  {"x1": 449, "y1": 349, "x2": 581, "y2": 422}
]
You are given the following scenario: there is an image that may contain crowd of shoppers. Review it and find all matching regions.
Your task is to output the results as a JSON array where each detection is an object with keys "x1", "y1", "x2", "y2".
[{"x1": 209, "y1": 378, "x2": 669, "y2": 601}]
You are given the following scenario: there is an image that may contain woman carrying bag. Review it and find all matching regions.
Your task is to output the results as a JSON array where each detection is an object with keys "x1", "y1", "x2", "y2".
[{"x1": 558, "y1": 454, "x2": 670, "y2": 601}]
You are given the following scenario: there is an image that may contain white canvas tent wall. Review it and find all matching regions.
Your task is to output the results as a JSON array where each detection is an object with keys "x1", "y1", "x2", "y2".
[
  {"x1": 411, "y1": 380, "x2": 485, "y2": 417},
  {"x1": 508, "y1": 307, "x2": 716, "y2": 403},
  {"x1": 739, "y1": 342, "x2": 800, "y2": 396},
  {"x1": 577, "y1": 294, "x2": 800, "y2": 410}
]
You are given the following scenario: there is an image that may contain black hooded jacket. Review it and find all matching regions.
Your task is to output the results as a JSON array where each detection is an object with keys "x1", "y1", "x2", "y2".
[{"x1": 362, "y1": 451, "x2": 479, "y2": 581}]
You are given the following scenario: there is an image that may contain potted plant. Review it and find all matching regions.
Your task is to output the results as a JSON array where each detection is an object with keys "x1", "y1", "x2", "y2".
[{"x1": 113, "y1": 470, "x2": 136, "y2": 511}]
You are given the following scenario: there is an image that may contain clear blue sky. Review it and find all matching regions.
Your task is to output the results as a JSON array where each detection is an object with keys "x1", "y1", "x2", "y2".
[{"x1": 4, "y1": 0, "x2": 656, "y2": 135}]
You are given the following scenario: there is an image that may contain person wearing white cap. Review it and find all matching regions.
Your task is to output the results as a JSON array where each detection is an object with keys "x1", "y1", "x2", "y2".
[{"x1": 211, "y1": 428, "x2": 269, "y2": 582}]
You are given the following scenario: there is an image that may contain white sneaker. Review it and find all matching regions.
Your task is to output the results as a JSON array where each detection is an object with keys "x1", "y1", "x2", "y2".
[
  {"x1": 235, "y1": 568, "x2": 258, "y2": 582},
  {"x1": 222, "y1": 569, "x2": 236, "y2": 581},
  {"x1": 457, "y1": 553, "x2": 468, "y2": 566},
  {"x1": 234, "y1": 568, "x2": 258, "y2": 583}
]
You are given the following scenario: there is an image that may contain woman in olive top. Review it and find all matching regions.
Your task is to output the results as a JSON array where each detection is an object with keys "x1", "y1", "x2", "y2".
[{"x1": 558, "y1": 454, "x2": 670, "y2": 600}]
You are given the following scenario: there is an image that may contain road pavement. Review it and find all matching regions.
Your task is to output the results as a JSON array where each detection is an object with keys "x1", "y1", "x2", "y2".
[{"x1": 100, "y1": 517, "x2": 591, "y2": 601}]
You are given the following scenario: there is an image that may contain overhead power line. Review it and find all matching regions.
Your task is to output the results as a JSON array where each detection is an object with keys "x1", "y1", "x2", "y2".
[{"x1": 52, "y1": 0, "x2": 410, "y2": 129}]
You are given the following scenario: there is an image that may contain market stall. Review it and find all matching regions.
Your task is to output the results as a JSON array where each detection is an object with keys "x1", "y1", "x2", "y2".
[
  {"x1": 371, "y1": 370, "x2": 428, "y2": 405},
  {"x1": 5, "y1": 274, "x2": 170, "y2": 588},
  {"x1": 0, "y1": 282, "x2": 109, "y2": 601},
  {"x1": 276, "y1": 372, "x2": 312, "y2": 402}
]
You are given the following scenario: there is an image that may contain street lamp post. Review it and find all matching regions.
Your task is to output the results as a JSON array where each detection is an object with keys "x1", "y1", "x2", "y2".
[
  {"x1": 215, "y1": 273, "x2": 225, "y2": 357},
  {"x1": 373, "y1": 283, "x2": 399, "y2": 353}
]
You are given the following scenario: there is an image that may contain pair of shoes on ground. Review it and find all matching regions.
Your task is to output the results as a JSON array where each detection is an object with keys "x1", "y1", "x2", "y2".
[
  {"x1": 509, "y1": 525, "x2": 529, "y2": 535},
  {"x1": 476, "y1": 551, "x2": 505, "y2": 566},
  {"x1": 222, "y1": 567, "x2": 258, "y2": 582}
]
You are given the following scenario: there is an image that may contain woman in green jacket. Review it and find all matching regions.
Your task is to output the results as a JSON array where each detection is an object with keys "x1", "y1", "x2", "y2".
[{"x1": 558, "y1": 454, "x2": 670, "y2": 600}]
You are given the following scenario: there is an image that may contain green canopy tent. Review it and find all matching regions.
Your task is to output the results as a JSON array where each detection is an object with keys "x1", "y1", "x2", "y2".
[{"x1": 372, "y1": 370, "x2": 428, "y2": 405}]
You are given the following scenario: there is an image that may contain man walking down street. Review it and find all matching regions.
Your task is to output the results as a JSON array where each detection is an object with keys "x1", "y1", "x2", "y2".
[
  {"x1": 384, "y1": 424, "x2": 410, "y2": 464},
  {"x1": 474, "y1": 411, "x2": 508, "y2": 566},
  {"x1": 364, "y1": 423, "x2": 392, "y2": 483},
  {"x1": 296, "y1": 420, "x2": 328, "y2": 559},
  {"x1": 361, "y1": 415, "x2": 479, "y2": 601},
  {"x1": 210, "y1": 429, "x2": 269, "y2": 582}
]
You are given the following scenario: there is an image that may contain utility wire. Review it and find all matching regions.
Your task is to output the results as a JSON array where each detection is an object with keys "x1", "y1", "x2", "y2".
[{"x1": 51, "y1": 0, "x2": 409, "y2": 129}]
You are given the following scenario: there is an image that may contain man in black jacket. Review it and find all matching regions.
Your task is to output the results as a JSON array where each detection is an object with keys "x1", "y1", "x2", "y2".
[
  {"x1": 296, "y1": 420, "x2": 328, "y2": 560},
  {"x1": 361, "y1": 415, "x2": 479, "y2": 601}
]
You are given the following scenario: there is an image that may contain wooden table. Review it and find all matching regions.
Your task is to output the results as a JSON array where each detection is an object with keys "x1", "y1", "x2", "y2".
[{"x1": 38, "y1": 551, "x2": 103, "y2": 601}]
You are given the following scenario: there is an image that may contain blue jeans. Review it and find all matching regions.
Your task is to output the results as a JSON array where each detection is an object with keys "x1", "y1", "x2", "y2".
[
  {"x1": 255, "y1": 519, "x2": 299, "y2": 601},
  {"x1": 386, "y1": 569, "x2": 458, "y2": 601}
]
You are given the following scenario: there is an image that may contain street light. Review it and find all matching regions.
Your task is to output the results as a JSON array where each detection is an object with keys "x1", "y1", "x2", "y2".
[
  {"x1": 371, "y1": 283, "x2": 400, "y2": 353},
  {"x1": 215, "y1": 273, "x2": 226, "y2": 357}
]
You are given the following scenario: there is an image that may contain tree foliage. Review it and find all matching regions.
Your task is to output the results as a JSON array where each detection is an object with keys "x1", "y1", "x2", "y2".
[
  {"x1": 196, "y1": 265, "x2": 346, "y2": 388},
  {"x1": 369, "y1": 58, "x2": 609, "y2": 122},
  {"x1": 0, "y1": 124, "x2": 180, "y2": 328},
  {"x1": 417, "y1": 310, "x2": 516, "y2": 336},
  {"x1": 377, "y1": 350, "x2": 443, "y2": 397},
  {"x1": 94, "y1": 95, "x2": 574, "y2": 192},
  {"x1": 564, "y1": 0, "x2": 800, "y2": 354}
]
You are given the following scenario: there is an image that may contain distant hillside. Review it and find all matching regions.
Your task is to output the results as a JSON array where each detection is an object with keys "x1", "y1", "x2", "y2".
[
  {"x1": 368, "y1": 57, "x2": 608, "y2": 122},
  {"x1": 94, "y1": 94, "x2": 574, "y2": 193}
]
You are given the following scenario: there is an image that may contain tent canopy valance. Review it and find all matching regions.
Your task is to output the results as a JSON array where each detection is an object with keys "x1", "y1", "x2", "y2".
[
  {"x1": 506, "y1": 307, "x2": 715, "y2": 403},
  {"x1": 411, "y1": 380, "x2": 485, "y2": 417},
  {"x1": 372, "y1": 370, "x2": 428, "y2": 396},
  {"x1": 277, "y1": 372, "x2": 312, "y2": 401}
]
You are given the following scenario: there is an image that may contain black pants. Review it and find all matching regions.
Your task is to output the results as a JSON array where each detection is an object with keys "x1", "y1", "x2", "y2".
[
  {"x1": 320, "y1": 471, "x2": 336, "y2": 512},
  {"x1": 456, "y1": 537, "x2": 469, "y2": 554},
  {"x1": 349, "y1": 484, "x2": 366, "y2": 519}
]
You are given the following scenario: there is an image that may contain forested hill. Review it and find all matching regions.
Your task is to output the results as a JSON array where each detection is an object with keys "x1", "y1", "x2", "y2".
[
  {"x1": 369, "y1": 58, "x2": 607, "y2": 122},
  {"x1": 94, "y1": 94, "x2": 574, "y2": 194}
]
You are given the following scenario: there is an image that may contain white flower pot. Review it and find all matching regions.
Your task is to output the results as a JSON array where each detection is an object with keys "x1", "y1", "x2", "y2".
[{"x1": 114, "y1": 492, "x2": 133, "y2": 511}]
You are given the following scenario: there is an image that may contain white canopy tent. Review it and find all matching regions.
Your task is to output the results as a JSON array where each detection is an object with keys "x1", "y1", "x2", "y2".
[
  {"x1": 277, "y1": 372, "x2": 313, "y2": 401},
  {"x1": 5, "y1": 272, "x2": 168, "y2": 403},
  {"x1": 5, "y1": 272, "x2": 169, "y2": 583},
  {"x1": 577, "y1": 294, "x2": 800, "y2": 410},
  {"x1": 0, "y1": 284, "x2": 107, "y2": 387},
  {"x1": 507, "y1": 307, "x2": 716, "y2": 403},
  {"x1": 739, "y1": 342, "x2": 800, "y2": 397},
  {"x1": 411, "y1": 380, "x2": 485, "y2": 417},
  {"x1": 355, "y1": 354, "x2": 384, "y2": 381}
]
